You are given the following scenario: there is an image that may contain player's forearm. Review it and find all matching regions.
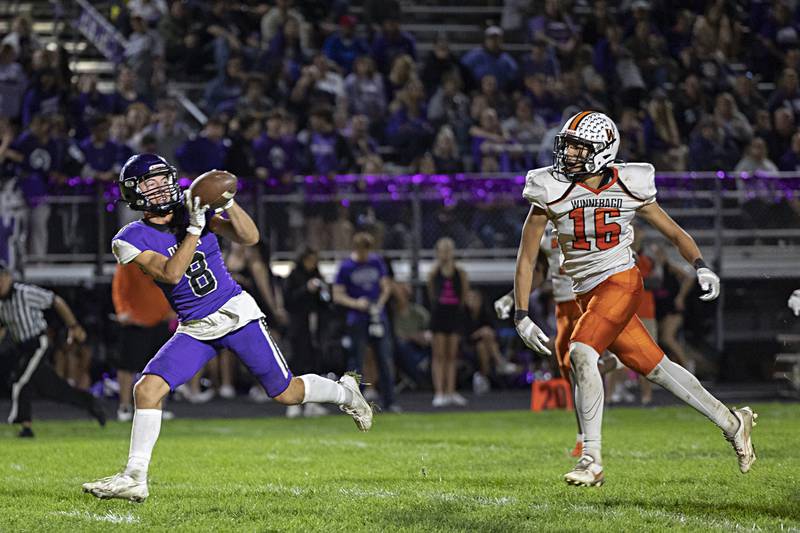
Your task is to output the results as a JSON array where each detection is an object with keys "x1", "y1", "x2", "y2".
[
  {"x1": 163, "y1": 234, "x2": 200, "y2": 283},
  {"x1": 225, "y1": 202, "x2": 259, "y2": 245},
  {"x1": 53, "y1": 296, "x2": 79, "y2": 328},
  {"x1": 514, "y1": 254, "x2": 534, "y2": 313},
  {"x1": 671, "y1": 229, "x2": 704, "y2": 267}
]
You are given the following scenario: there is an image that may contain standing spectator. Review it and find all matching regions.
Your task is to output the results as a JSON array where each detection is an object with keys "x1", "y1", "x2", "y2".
[
  {"x1": 124, "y1": 14, "x2": 164, "y2": 98},
  {"x1": 392, "y1": 281, "x2": 431, "y2": 387},
  {"x1": 333, "y1": 232, "x2": 396, "y2": 411},
  {"x1": 461, "y1": 26, "x2": 519, "y2": 91},
  {"x1": 289, "y1": 54, "x2": 345, "y2": 110},
  {"x1": 255, "y1": 109, "x2": 297, "y2": 182},
  {"x1": 344, "y1": 56, "x2": 386, "y2": 130},
  {"x1": 78, "y1": 115, "x2": 129, "y2": 183},
  {"x1": 735, "y1": 137, "x2": 779, "y2": 173},
  {"x1": 111, "y1": 262, "x2": 173, "y2": 422},
  {"x1": 175, "y1": 117, "x2": 229, "y2": 175},
  {"x1": 371, "y1": 14, "x2": 417, "y2": 74},
  {"x1": 284, "y1": 247, "x2": 331, "y2": 417},
  {"x1": 0, "y1": 41, "x2": 27, "y2": 121},
  {"x1": 70, "y1": 75, "x2": 113, "y2": 140},
  {"x1": 300, "y1": 106, "x2": 354, "y2": 175},
  {"x1": 260, "y1": 0, "x2": 311, "y2": 53},
  {"x1": 21, "y1": 68, "x2": 64, "y2": 128},
  {"x1": 420, "y1": 34, "x2": 465, "y2": 95},
  {"x1": 224, "y1": 114, "x2": 261, "y2": 179},
  {"x1": 528, "y1": 0, "x2": 579, "y2": 59},
  {"x1": 140, "y1": 98, "x2": 193, "y2": 161},
  {"x1": 428, "y1": 237, "x2": 469, "y2": 407},
  {"x1": 0, "y1": 264, "x2": 105, "y2": 437},
  {"x1": 323, "y1": 15, "x2": 369, "y2": 73},
  {"x1": 1, "y1": 15, "x2": 41, "y2": 69},
  {"x1": 385, "y1": 79, "x2": 434, "y2": 165}
]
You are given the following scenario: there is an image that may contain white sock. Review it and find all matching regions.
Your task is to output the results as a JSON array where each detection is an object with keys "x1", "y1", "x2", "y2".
[
  {"x1": 570, "y1": 342, "x2": 604, "y2": 464},
  {"x1": 576, "y1": 433, "x2": 584, "y2": 444},
  {"x1": 299, "y1": 374, "x2": 353, "y2": 406},
  {"x1": 646, "y1": 356, "x2": 738, "y2": 435},
  {"x1": 124, "y1": 409, "x2": 162, "y2": 482}
]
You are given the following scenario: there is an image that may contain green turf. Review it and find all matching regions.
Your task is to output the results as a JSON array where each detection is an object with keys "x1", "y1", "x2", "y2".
[{"x1": 0, "y1": 403, "x2": 798, "y2": 532}]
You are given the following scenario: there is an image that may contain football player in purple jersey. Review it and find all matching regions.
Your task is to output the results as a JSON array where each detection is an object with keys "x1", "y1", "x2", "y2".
[{"x1": 82, "y1": 154, "x2": 373, "y2": 503}]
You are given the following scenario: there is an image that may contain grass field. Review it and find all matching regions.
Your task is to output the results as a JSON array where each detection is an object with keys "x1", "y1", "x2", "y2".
[{"x1": 0, "y1": 402, "x2": 798, "y2": 532}]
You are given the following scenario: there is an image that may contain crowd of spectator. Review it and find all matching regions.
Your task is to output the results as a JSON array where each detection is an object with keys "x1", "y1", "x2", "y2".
[{"x1": 0, "y1": 1, "x2": 799, "y2": 258}]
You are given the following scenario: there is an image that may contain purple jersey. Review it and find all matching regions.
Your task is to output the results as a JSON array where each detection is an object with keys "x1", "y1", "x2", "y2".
[
  {"x1": 111, "y1": 213, "x2": 242, "y2": 322},
  {"x1": 335, "y1": 253, "x2": 387, "y2": 324}
]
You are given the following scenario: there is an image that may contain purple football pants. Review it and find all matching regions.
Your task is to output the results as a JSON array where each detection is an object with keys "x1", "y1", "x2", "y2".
[{"x1": 143, "y1": 317, "x2": 292, "y2": 397}]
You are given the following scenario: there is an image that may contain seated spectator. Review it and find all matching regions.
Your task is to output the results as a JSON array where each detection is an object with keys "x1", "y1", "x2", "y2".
[
  {"x1": 735, "y1": 137, "x2": 779, "y2": 173},
  {"x1": 176, "y1": 117, "x2": 229, "y2": 175},
  {"x1": 520, "y1": 38, "x2": 560, "y2": 79},
  {"x1": 69, "y1": 75, "x2": 113, "y2": 140},
  {"x1": 127, "y1": 0, "x2": 168, "y2": 26},
  {"x1": 2, "y1": 14, "x2": 41, "y2": 70},
  {"x1": 140, "y1": 98, "x2": 194, "y2": 161},
  {"x1": 385, "y1": 79, "x2": 434, "y2": 165},
  {"x1": 674, "y1": 74, "x2": 709, "y2": 138},
  {"x1": 345, "y1": 56, "x2": 386, "y2": 130},
  {"x1": 593, "y1": 24, "x2": 623, "y2": 87},
  {"x1": 21, "y1": 68, "x2": 64, "y2": 127},
  {"x1": 470, "y1": 107, "x2": 518, "y2": 172},
  {"x1": 687, "y1": 117, "x2": 739, "y2": 171},
  {"x1": 581, "y1": 1, "x2": 614, "y2": 47},
  {"x1": 522, "y1": 74, "x2": 560, "y2": 124},
  {"x1": 228, "y1": 75, "x2": 273, "y2": 120},
  {"x1": 204, "y1": 55, "x2": 247, "y2": 114},
  {"x1": 78, "y1": 115, "x2": 129, "y2": 183},
  {"x1": 478, "y1": 74, "x2": 511, "y2": 119},
  {"x1": 290, "y1": 54, "x2": 345, "y2": 111},
  {"x1": 502, "y1": 97, "x2": 547, "y2": 157},
  {"x1": 713, "y1": 92, "x2": 753, "y2": 149},
  {"x1": 392, "y1": 282, "x2": 431, "y2": 386},
  {"x1": 614, "y1": 47, "x2": 647, "y2": 109},
  {"x1": 461, "y1": 26, "x2": 519, "y2": 91},
  {"x1": 463, "y1": 289, "x2": 507, "y2": 395},
  {"x1": 643, "y1": 92, "x2": 688, "y2": 171},
  {"x1": 323, "y1": 15, "x2": 369, "y2": 73},
  {"x1": 528, "y1": 0, "x2": 579, "y2": 58},
  {"x1": 262, "y1": 16, "x2": 310, "y2": 75},
  {"x1": 386, "y1": 54, "x2": 417, "y2": 103},
  {"x1": 427, "y1": 72, "x2": 470, "y2": 147},
  {"x1": 157, "y1": 0, "x2": 195, "y2": 69},
  {"x1": 299, "y1": 106, "x2": 354, "y2": 175},
  {"x1": 347, "y1": 114, "x2": 381, "y2": 173},
  {"x1": 767, "y1": 107, "x2": 796, "y2": 162},
  {"x1": 768, "y1": 67, "x2": 800, "y2": 119},
  {"x1": 538, "y1": 105, "x2": 580, "y2": 167},
  {"x1": 371, "y1": 13, "x2": 417, "y2": 74},
  {"x1": 125, "y1": 102, "x2": 153, "y2": 151},
  {"x1": 260, "y1": 0, "x2": 311, "y2": 52},
  {"x1": 0, "y1": 40, "x2": 27, "y2": 122},
  {"x1": 109, "y1": 65, "x2": 152, "y2": 114},
  {"x1": 420, "y1": 34, "x2": 466, "y2": 95},
  {"x1": 780, "y1": 132, "x2": 800, "y2": 171},
  {"x1": 617, "y1": 107, "x2": 647, "y2": 162},
  {"x1": 255, "y1": 109, "x2": 297, "y2": 183},
  {"x1": 732, "y1": 73, "x2": 767, "y2": 122},
  {"x1": 428, "y1": 125, "x2": 463, "y2": 174}
]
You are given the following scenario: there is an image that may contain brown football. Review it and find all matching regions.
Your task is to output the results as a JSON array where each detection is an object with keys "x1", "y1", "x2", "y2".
[{"x1": 189, "y1": 169, "x2": 237, "y2": 210}]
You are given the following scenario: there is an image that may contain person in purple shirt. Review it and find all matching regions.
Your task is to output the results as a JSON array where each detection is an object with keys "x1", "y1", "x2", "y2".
[
  {"x1": 82, "y1": 153, "x2": 373, "y2": 503},
  {"x1": 175, "y1": 117, "x2": 230, "y2": 175},
  {"x1": 461, "y1": 26, "x2": 519, "y2": 91},
  {"x1": 300, "y1": 106, "x2": 354, "y2": 175},
  {"x1": 371, "y1": 14, "x2": 417, "y2": 74},
  {"x1": 254, "y1": 110, "x2": 296, "y2": 182},
  {"x1": 333, "y1": 232, "x2": 396, "y2": 411},
  {"x1": 78, "y1": 115, "x2": 129, "y2": 183}
]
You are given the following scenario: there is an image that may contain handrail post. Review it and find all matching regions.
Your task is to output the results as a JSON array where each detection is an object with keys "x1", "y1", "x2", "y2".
[{"x1": 411, "y1": 180, "x2": 422, "y2": 301}]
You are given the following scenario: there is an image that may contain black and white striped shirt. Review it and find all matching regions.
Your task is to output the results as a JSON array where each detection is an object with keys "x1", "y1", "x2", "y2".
[{"x1": 0, "y1": 283, "x2": 55, "y2": 343}]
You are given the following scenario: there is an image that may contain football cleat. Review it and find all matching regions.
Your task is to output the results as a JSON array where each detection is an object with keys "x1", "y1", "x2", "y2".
[
  {"x1": 725, "y1": 406, "x2": 757, "y2": 473},
  {"x1": 82, "y1": 473, "x2": 148, "y2": 502},
  {"x1": 338, "y1": 373, "x2": 373, "y2": 432},
  {"x1": 564, "y1": 455, "x2": 604, "y2": 487}
]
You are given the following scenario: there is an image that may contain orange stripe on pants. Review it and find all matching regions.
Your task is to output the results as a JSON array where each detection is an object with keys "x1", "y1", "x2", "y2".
[
  {"x1": 571, "y1": 267, "x2": 664, "y2": 375},
  {"x1": 555, "y1": 299, "x2": 583, "y2": 382}
]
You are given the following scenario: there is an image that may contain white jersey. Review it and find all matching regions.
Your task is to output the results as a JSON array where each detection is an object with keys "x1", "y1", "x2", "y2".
[
  {"x1": 524, "y1": 162, "x2": 656, "y2": 294},
  {"x1": 540, "y1": 222, "x2": 576, "y2": 303}
]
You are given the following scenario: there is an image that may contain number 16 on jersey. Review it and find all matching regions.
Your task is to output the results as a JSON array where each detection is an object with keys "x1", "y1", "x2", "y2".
[{"x1": 569, "y1": 207, "x2": 621, "y2": 251}]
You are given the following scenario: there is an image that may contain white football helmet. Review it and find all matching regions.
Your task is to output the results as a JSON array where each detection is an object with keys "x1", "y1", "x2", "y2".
[{"x1": 553, "y1": 111, "x2": 620, "y2": 181}]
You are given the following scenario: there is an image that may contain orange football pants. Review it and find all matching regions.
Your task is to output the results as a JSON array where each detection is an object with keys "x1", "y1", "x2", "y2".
[
  {"x1": 555, "y1": 299, "x2": 583, "y2": 382},
  {"x1": 571, "y1": 267, "x2": 665, "y2": 376}
]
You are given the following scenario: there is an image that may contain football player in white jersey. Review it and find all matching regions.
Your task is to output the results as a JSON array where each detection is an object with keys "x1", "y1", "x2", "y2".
[{"x1": 513, "y1": 110, "x2": 757, "y2": 486}]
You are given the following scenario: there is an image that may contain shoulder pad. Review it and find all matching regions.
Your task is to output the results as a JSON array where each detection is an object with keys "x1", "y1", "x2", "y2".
[
  {"x1": 522, "y1": 167, "x2": 570, "y2": 209},
  {"x1": 614, "y1": 162, "x2": 656, "y2": 204}
]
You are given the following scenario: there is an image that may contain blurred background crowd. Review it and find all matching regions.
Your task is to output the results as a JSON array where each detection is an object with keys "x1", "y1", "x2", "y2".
[{"x1": 0, "y1": 0, "x2": 799, "y2": 418}]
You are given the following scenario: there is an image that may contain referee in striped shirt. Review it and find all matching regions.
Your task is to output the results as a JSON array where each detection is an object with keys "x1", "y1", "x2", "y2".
[{"x1": 0, "y1": 263, "x2": 106, "y2": 437}]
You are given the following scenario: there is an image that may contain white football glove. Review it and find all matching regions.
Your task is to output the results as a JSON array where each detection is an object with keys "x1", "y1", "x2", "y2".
[
  {"x1": 494, "y1": 293, "x2": 513, "y2": 320},
  {"x1": 515, "y1": 316, "x2": 552, "y2": 356},
  {"x1": 184, "y1": 191, "x2": 209, "y2": 236},
  {"x1": 789, "y1": 289, "x2": 800, "y2": 316},
  {"x1": 696, "y1": 267, "x2": 720, "y2": 301},
  {"x1": 215, "y1": 197, "x2": 235, "y2": 213}
]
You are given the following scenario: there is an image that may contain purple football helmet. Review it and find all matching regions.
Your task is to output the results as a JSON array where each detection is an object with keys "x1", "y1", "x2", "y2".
[{"x1": 118, "y1": 153, "x2": 182, "y2": 213}]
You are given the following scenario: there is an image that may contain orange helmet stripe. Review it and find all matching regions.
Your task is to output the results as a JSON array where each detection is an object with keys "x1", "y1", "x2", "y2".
[{"x1": 568, "y1": 110, "x2": 592, "y2": 131}]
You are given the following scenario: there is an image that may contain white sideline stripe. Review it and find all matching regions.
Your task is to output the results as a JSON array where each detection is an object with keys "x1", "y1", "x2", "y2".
[
  {"x1": 7, "y1": 335, "x2": 48, "y2": 424},
  {"x1": 258, "y1": 320, "x2": 289, "y2": 379}
]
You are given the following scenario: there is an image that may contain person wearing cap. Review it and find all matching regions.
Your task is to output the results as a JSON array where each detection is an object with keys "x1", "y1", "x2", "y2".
[
  {"x1": 0, "y1": 264, "x2": 106, "y2": 437},
  {"x1": 461, "y1": 26, "x2": 519, "y2": 91},
  {"x1": 323, "y1": 15, "x2": 370, "y2": 73}
]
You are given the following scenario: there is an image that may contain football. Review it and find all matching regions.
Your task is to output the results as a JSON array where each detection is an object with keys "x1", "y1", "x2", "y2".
[{"x1": 188, "y1": 169, "x2": 237, "y2": 210}]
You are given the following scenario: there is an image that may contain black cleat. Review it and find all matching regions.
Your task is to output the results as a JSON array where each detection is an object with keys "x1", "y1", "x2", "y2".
[
  {"x1": 89, "y1": 398, "x2": 107, "y2": 427},
  {"x1": 18, "y1": 427, "x2": 34, "y2": 438}
]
